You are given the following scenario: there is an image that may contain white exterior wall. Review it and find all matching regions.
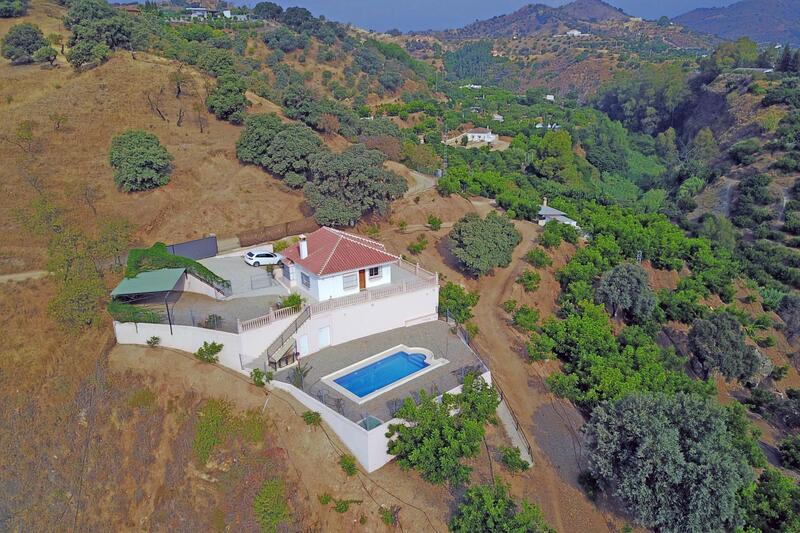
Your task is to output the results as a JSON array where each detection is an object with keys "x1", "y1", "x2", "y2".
[
  {"x1": 113, "y1": 321, "x2": 243, "y2": 370},
  {"x1": 179, "y1": 273, "x2": 225, "y2": 299},
  {"x1": 238, "y1": 314, "x2": 298, "y2": 362},
  {"x1": 296, "y1": 285, "x2": 438, "y2": 356},
  {"x1": 467, "y1": 132, "x2": 497, "y2": 143},
  {"x1": 297, "y1": 263, "x2": 393, "y2": 301}
]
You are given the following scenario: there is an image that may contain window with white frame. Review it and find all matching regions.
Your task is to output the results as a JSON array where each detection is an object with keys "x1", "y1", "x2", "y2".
[
  {"x1": 368, "y1": 266, "x2": 381, "y2": 278},
  {"x1": 301, "y1": 272, "x2": 310, "y2": 288},
  {"x1": 342, "y1": 272, "x2": 358, "y2": 290}
]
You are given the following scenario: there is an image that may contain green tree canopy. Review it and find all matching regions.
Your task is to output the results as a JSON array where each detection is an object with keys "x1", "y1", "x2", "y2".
[
  {"x1": 108, "y1": 130, "x2": 173, "y2": 192},
  {"x1": 595, "y1": 263, "x2": 655, "y2": 323},
  {"x1": 206, "y1": 73, "x2": 248, "y2": 124},
  {"x1": 450, "y1": 481, "x2": 554, "y2": 533},
  {"x1": 449, "y1": 212, "x2": 521, "y2": 277},
  {"x1": 0, "y1": 0, "x2": 27, "y2": 17},
  {"x1": 304, "y1": 144, "x2": 406, "y2": 226},
  {"x1": 688, "y1": 311, "x2": 763, "y2": 382},
  {"x1": 585, "y1": 392, "x2": 751, "y2": 532},
  {"x1": 438, "y1": 281, "x2": 479, "y2": 323},
  {"x1": 252, "y1": 0, "x2": 282, "y2": 19},
  {"x1": 740, "y1": 468, "x2": 800, "y2": 533},
  {"x1": 386, "y1": 373, "x2": 498, "y2": 486},
  {"x1": 1, "y1": 22, "x2": 46, "y2": 63}
]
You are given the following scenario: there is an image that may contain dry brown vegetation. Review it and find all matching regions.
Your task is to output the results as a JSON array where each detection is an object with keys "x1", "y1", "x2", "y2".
[{"x1": 0, "y1": 38, "x2": 306, "y2": 273}]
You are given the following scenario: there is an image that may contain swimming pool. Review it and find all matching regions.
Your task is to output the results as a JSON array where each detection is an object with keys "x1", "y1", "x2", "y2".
[{"x1": 334, "y1": 351, "x2": 429, "y2": 398}]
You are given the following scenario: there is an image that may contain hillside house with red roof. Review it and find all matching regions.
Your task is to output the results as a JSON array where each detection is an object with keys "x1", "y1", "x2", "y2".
[{"x1": 279, "y1": 227, "x2": 398, "y2": 301}]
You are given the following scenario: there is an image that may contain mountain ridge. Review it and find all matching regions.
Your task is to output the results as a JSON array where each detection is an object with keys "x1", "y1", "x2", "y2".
[
  {"x1": 673, "y1": 0, "x2": 800, "y2": 45},
  {"x1": 423, "y1": 0, "x2": 630, "y2": 40}
]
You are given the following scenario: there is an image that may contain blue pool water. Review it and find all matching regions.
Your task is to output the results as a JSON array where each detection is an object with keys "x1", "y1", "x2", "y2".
[{"x1": 334, "y1": 351, "x2": 429, "y2": 398}]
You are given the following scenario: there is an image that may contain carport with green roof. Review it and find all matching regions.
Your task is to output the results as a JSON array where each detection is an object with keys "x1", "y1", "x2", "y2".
[{"x1": 111, "y1": 268, "x2": 187, "y2": 333}]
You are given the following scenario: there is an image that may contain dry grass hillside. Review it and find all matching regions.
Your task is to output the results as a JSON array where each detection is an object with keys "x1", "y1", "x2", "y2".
[{"x1": 0, "y1": 5, "x2": 307, "y2": 274}]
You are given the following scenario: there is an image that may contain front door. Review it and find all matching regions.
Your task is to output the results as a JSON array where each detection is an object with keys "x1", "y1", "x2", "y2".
[{"x1": 358, "y1": 269, "x2": 366, "y2": 290}]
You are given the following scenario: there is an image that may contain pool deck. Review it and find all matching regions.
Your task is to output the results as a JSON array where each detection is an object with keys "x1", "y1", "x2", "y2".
[{"x1": 274, "y1": 321, "x2": 486, "y2": 425}]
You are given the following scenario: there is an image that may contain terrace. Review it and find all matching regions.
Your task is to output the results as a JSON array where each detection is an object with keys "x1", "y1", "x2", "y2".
[{"x1": 272, "y1": 321, "x2": 487, "y2": 427}]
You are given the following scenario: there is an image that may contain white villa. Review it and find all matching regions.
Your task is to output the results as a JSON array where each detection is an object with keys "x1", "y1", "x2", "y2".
[
  {"x1": 538, "y1": 198, "x2": 580, "y2": 228},
  {"x1": 279, "y1": 228, "x2": 397, "y2": 301},
  {"x1": 465, "y1": 127, "x2": 497, "y2": 143},
  {"x1": 110, "y1": 226, "x2": 492, "y2": 472}
]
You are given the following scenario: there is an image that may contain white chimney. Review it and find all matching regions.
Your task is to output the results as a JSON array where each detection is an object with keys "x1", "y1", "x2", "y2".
[
  {"x1": 542, "y1": 196, "x2": 548, "y2": 207},
  {"x1": 299, "y1": 235, "x2": 308, "y2": 259}
]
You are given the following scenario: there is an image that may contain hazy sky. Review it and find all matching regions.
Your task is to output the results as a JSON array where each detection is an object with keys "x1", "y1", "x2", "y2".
[{"x1": 257, "y1": 0, "x2": 735, "y2": 32}]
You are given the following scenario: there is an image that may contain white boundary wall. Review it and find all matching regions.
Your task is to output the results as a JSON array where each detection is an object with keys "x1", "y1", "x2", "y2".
[
  {"x1": 272, "y1": 370, "x2": 492, "y2": 472},
  {"x1": 113, "y1": 321, "x2": 243, "y2": 370}
]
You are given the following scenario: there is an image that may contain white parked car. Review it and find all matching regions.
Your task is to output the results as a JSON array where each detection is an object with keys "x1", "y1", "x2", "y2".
[{"x1": 244, "y1": 250, "x2": 281, "y2": 267}]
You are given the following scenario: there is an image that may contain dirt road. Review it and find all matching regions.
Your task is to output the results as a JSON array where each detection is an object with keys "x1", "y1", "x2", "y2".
[
  {"x1": 465, "y1": 219, "x2": 626, "y2": 532},
  {"x1": 0, "y1": 270, "x2": 47, "y2": 283}
]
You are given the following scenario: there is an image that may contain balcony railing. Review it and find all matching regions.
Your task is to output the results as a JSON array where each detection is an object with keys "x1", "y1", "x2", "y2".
[{"x1": 238, "y1": 304, "x2": 301, "y2": 332}]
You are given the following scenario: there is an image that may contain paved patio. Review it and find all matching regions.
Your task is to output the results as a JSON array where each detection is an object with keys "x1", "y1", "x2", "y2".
[
  {"x1": 199, "y1": 256, "x2": 288, "y2": 300},
  {"x1": 132, "y1": 292, "x2": 283, "y2": 332},
  {"x1": 274, "y1": 321, "x2": 487, "y2": 425}
]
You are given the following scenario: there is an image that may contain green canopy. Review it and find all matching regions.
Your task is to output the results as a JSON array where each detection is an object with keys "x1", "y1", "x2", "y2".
[{"x1": 111, "y1": 268, "x2": 185, "y2": 298}]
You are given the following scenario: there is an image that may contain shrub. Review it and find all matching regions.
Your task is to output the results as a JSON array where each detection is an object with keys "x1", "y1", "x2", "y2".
[
  {"x1": 334, "y1": 499, "x2": 361, "y2": 513},
  {"x1": 516, "y1": 270, "x2": 541, "y2": 292},
  {"x1": 729, "y1": 138, "x2": 760, "y2": 165},
  {"x1": 109, "y1": 130, "x2": 173, "y2": 192},
  {"x1": 302, "y1": 410, "x2": 321, "y2": 426},
  {"x1": 779, "y1": 434, "x2": 800, "y2": 471},
  {"x1": 128, "y1": 388, "x2": 155, "y2": 411},
  {"x1": 379, "y1": 505, "x2": 400, "y2": 526},
  {"x1": 195, "y1": 341, "x2": 223, "y2": 363},
  {"x1": 318, "y1": 492, "x2": 332, "y2": 505},
  {"x1": 107, "y1": 300, "x2": 162, "y2": 323},
  {"x1": 32, "y1": 45, "x2": 56, "y2": 66},
  {"x1": 146, "y1": 335, "x2": 160, "y2": 347},
  {"x1": 502, "y1": 299, "x2": 517, "y2": 314},
  {"x1": 464, "y1": 321, "x2": 479, "y2": 338},
  {"x1": 250, "y1": 368, "x2": 269, "y2": 387},
  {"x1": 526, "y1": 332, "x2": 555, "y2": 362},
  {"x1": 253, "y1": 479, "x2": 290, "y2": 532},
  {"x1": 273, "y1": 239, "x2": 289, "y2": 253},
  {"x1": 0, "y1": 0, "x2": 27, "y2": 17},
  {"x1": 339, "y1": 454, "x2": 358, "y2": 476},
  {"x1": 67, "y1": 40, "x2": 109, "y2": 69},
  {"x1": 427, "y1": 214, "x2": 442, "y2": 231},
  {"x1": 513, "y1": 305, "x2": 540, "y2": 332},
  {"x1": 525, "y1": 247, "x2": 552, "y2": 268},
  {"x1": 407, "y1": 234, "x2": 428, "y2": 255},
  {"x1": 279, "y1": 293, "x2": 304, "y2": 309},
  {"x1": 193, "y1": 399, "x2": 230, "y2": 464},
  {"x1": 499, "y1": 446, "x2": 530, "y2": 473},
  {"x1": 450, "y1": 481, "x2": 553, "y2": 533},
  {"x1": 1, "y1": 23, "x2": 46, "y2": 63},
  {"x1": 439, "y1": 281, "x2": 479, "y2": 323}
]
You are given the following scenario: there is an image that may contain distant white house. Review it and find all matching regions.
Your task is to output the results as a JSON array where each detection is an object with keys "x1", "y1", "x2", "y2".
[
  {"x1": 566, "y1": 29, "x2": 583, "y2": 37},
  {"x1": 544, "y1": 94, "x2": 555, "y2": 102},
  {"x1": 459, "y1": 84, "x2": 483, "y2": 90},
  {"x1": 492, "y1": 113, "x2": 504, "y2": 122},
  {"x1": 465, "y1": 127, "x2": 497, "y2": 143},
  {"x1": 279, "y1": 228, "x2": 397, "y2": 301},
  {"x1": 537, "y1": 198, "x2": 579, "y2": 228}
]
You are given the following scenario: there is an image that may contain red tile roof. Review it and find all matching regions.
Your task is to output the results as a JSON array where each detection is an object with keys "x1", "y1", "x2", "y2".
[{"x1": 281, "y1": 227, "x2": 398, "y2": 276}]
